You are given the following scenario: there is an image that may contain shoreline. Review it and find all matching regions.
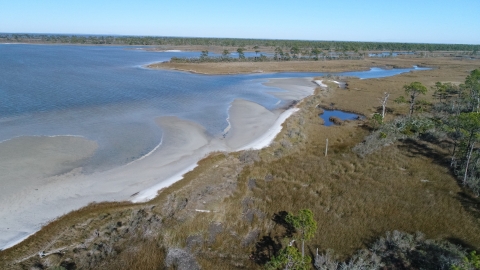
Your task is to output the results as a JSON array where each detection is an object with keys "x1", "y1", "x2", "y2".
[
  {"x1": 237, "y1": 108, "x2": 299, "y2": 151},
  {"x1": 146, "y1": 58, "x2": 439, "y2": 75},
  {"x1": 131, "y1": 104, "x2": 303, "y2": 203},
  {"x1": 0, "y1": 77, "x2": 316, "y2": 251},
  {"x1": 0, "y1": 64, "x2": 432, "y2": 250},
  {"x1": 125, "y1": 134, "x2": 164, "y2": 166},
  {"x1": 3, "y1": 53, "x2": 480, "y2": 268}
]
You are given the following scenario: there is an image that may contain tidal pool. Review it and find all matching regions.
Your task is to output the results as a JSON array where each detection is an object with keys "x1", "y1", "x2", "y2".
[{"x1": 320, "y1": 109, "x2": 361, "y2": 126}]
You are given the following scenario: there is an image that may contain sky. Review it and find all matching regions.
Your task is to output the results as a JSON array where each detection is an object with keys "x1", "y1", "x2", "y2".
[{"x1": 1, "y1": 0, "x2": 479, "y2": 44}]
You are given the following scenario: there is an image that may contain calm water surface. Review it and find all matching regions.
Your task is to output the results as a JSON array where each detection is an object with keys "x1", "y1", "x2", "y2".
[
  {"x1": 0, "y1": 44, "x2": 427, "y2": 171},
  {"x1": 320, "y1": 110, "x2": 361, "y2": 126}
]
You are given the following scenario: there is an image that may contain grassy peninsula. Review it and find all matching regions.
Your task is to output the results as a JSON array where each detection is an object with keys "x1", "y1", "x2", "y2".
[{"x1": 1, "y1": 56, "x2": 480, "y2": 269}]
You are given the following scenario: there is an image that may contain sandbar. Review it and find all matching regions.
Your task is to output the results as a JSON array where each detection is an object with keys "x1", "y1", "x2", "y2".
[
  {"x1": 225, "y1": 99, "x2": 278, "y2": 149},
  {"x1": 0, "y1": 136, "x2": 97, "y2": 249},
  {"x1": 263, "y1": 77, "x2": 317, "y2": 101},
  {"x1": 0, "y1": 77, "x2": 316, "y2": 250}
]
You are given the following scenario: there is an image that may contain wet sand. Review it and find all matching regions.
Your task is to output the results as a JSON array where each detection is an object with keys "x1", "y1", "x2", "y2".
[
  {"x1": 264, "y1": 77, "x2": 317, "y2": 100},
  {"x1": 0, "y1": 136, "x2": 98, "y2": 249},
  {"x1": 225, "y1": 99, "x2": 278, "y2": 149},
  {"x1": 0, "y1": 77, "x2": 316, "y2": 250}
]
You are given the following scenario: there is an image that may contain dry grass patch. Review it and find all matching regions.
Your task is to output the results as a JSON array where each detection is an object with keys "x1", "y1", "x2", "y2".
[
  {"x1": 2, "y1": 58, "x2": 480, "y2": 269},
  {"x1": 243, "y1": 135, "x2": 480, "y2": 258}
]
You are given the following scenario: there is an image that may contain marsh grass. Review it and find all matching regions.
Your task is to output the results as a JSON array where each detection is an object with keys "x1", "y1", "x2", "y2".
[
  {"x1": 94, "y1": 239, "x2": 166, "y2": 270},
  {"x1": 244, "y1": 130, "x2": 480, "y2": 257},
  {"x1": 2, "y1": 58, "x2": 480, "y2": 269}
]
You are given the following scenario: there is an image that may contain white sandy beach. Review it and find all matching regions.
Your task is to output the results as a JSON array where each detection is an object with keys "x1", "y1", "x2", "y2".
[
  {"x1": 314, "y1": 80, "x2": 328, "y2": 88},
  {"x1": 0, "y1": 77, "x2": 317, "y2": 250}
]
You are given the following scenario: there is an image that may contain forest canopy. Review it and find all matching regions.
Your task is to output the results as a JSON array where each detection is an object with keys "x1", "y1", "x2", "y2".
[{"x1": 1, "y1": 33, "x2": 479, "y2": 52}]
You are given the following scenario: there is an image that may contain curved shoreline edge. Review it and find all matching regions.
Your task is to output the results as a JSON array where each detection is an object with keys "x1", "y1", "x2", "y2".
[
  {"x1": 237, "y1": 108, "x2": 299, "y2": 151},
  {"x1": 0, "y1": 77, "x2": 315, "y2": 251},
  {"x1": 0, "y1": 65, "x2": 432, "y2": 250},
  {"x1": 1, "y1": 229, "x2": 38, "y2": 251},
  {"x1": 129, "y1": 105, "x2": 302, "y2": 204},
  {"x1": 125, "y1": 134, "x2": 164, "y2": 166},
  {"x1": 130, "y1": 163, "x2": 199, "y2": 203}
]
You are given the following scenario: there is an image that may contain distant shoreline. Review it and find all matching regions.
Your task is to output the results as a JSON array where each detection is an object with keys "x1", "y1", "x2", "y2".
[{"x1": 146, "y1": 57, "x2": 439, "y2": 75}]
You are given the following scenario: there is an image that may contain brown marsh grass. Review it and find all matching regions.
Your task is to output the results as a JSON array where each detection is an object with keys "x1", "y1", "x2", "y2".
[{"x1": 1, "y1": 58, "x2": 480, "y2": 269}]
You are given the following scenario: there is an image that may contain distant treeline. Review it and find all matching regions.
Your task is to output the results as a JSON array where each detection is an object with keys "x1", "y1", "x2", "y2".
[
  {"x1": 170, "y1": 47, "x2": 365, "y2": 63},
  {"x1": 2, "y1": 33, "x2": 479, "y2": 52}
]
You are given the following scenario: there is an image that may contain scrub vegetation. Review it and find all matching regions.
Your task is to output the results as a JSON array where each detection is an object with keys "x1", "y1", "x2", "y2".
[
  {"x1": 3, "y1": 33, "x2": 479, "y2": 54},
  {"x1": 1, "y1": 57, "x2": 480, "y2": 270}
]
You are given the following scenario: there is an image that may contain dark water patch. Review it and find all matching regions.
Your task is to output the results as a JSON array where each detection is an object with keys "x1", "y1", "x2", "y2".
[{"x1": 319, "y1": 109, "x2": 361, "y2": 126}]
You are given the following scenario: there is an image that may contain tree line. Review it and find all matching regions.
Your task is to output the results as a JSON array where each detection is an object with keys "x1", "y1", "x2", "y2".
[
  {"x1": 170, "y1": 47, "x2": 365, "y2": 63},
  {"x1": 356, "y1": 69, "x2": 480, "y2": 196},
  {"x1": 1, "y1": 33, "x2": 479, "y2": 53},
  {"x1": 432, "y1": 69, "x2": 480, "y2": 194}
]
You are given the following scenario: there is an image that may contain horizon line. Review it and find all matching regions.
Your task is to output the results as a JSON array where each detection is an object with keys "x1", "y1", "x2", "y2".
[{"x1": 1, "y1": 32, "x2": 479, "y2": 46}]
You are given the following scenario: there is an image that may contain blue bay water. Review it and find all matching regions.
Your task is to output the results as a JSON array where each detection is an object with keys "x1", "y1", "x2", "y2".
[{"x1": 0, "y1": 44, "x2": 427, "y2": 172}]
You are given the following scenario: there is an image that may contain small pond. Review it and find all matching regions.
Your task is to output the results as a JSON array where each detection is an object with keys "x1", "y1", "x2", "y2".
[{"x1": 320, "y1": 109, "x2": 361, "y2": 126}]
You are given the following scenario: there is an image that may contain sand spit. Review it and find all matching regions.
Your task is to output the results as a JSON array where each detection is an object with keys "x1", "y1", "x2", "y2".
[
  {"x1": 0, "y1": 77, "x2": 316, "y2": 250},
  {"x1": 225, "y1": 99, "x2": 278, "y2": 149},
  {"x1": 238, "y1": 108, "x2": 299, "y2": 151},
  {"x1": 314, "y1": 80, "x2": 328, "y2": 88},
  {"x1": 131, "y1": 95, "x2": 309, "y2": 204}
]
